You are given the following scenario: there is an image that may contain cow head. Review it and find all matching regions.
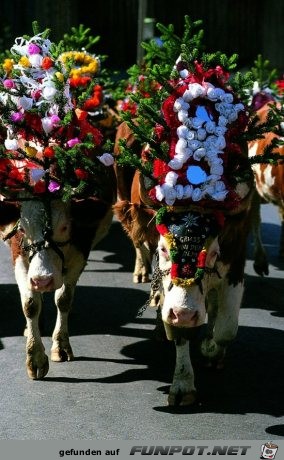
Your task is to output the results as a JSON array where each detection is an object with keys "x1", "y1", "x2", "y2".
[
  {"x1": 154, "y1": 208, "x2": 223, "y2": 335},
  {"x1": 18, "y1": 199, "x2": 72, "y2": 292}
]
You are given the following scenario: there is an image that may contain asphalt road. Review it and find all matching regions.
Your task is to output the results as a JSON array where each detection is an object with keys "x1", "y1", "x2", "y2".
[{"x1": 0, "y1": 203, "x2": 283, "y2": 440}]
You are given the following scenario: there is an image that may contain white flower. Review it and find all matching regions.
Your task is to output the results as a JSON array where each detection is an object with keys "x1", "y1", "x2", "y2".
[
  {"x1": 191, "y1": 116, "x2": 204, "y2": 129},
  {"x1": 155, "y1": 185, "x2": 165, "y2": 201},
  {"x1": 176, "y1": 125, "x2": 189, "y2": 139},
  {"x1": 165, "y1": 171, "x2": 178, "y2": 186},
  {"x1": 210, "y1": 164, "x2": 224, "y2": 175},
  {"x1": 18, "y1": 96, "x2": 33, "y2": 110},
  {"x1": 187, "y1": 139, "x2": 201, "y2": 151},
  {"x1": 175, "y1": 184, "x2": 184, "y2": 200},
  {"x1": 193, "y1": 147, "x2": 206, "y2": 161},
  {"x1": 177, "y1": 110, "x2": 189, "y2": 123},
  {"x1": 168, "y1": 158, "x2": 183, "y2": 170},
  {"x1": 192, "y1": 188, "x2": 203, "y2": 201},
  {"x1": 41, "y1": 117, "x2": 54, "y2": 134},
  {"x1": 175, "y1": 149, "x2": 192, "y2": 162},
  {"x1": 186, "y1": 83, "x2": 206, "y2": 100},
  {"x1": 218, "y1": 115, "x2": 228, "y2": 127},
  {"x1": 175, "y1": 138, "x2": 188, "y2": 154},
  {"x1": 30, "y1": 168, "x2": 46, "y2": 182},
  {"x1": 183, "y1": 184, "x2": 193, "y2": 198},
  {"x1": 4, "y1": 137, "x2": 18, "y2": 150},
  {"x1": 161, "y1": 184, "x2": 177, "y2": 205},
  {"x1": 173, "y1": 97, "x2": 189, "y2": 112},
  {"x1": 97, "y1": 153, "x2": 114, "y2": 166},
  {"x1": 206, "y1": 87, "x2": 219, "y2": 101},
  {"x1": 214, "y1": 135, "x2": 226, "y2": 149},
  {"x1": 42, "y1": 85, "x2": 57, "y2": 102},
  {"x1": 210, "y1": 190, "x2": 228, "y2": 201},
  {"x1": 179, "y1": 69, "x2": 189, "y2": 78},
  {"x1": 220, "y1": 92, "x2": 234, "y2": 103},
  {"x1": 29, "y1": 54, "x2": 43, "y2": 68},
  {"x1": 205, "y1": 121, "x2": 216, "y2": 133},
  {"x1": 196, "y1": 128, "x2": 207, "y2": 140}
]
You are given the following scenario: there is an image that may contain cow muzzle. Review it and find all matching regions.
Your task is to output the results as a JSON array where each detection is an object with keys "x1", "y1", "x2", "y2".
[{"x1": 30, "y1": 274, "x2": 54, "y2": 291}]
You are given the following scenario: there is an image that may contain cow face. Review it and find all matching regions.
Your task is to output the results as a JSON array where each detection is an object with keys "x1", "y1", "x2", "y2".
[
  {"x1": 18, "y1": 199, "x2": 72, "y2": 292},
  {"x1": 155, "y1": 209, "x2": 222, "y2": 329}
]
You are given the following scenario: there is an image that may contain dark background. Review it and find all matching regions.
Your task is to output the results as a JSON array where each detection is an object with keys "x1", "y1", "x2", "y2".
[{"x1": 1, "y1": 0, "x2": 283, "y2": 73}]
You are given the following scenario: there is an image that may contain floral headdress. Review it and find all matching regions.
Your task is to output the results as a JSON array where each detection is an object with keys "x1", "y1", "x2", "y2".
[
  {"x1": 117, "y1": 16, "x2": 281, "y2": 287},
  {"x1": 0, "y1": 25, "x2": 114, "y2": 201}
]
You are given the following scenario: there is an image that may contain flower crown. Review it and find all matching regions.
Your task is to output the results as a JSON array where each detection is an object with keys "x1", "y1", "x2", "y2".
[{"x1": 0, "y1": 29, "x2": 114, "y2": 200}]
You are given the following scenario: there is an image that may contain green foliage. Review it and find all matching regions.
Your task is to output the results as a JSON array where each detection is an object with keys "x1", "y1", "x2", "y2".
[{"x1": 250, "y1": 54, "x2": 279, "y2": 92}]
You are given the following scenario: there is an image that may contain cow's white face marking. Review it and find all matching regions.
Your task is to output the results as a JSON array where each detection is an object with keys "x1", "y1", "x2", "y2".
[
  {"x1": 157, "y1": 235, "x2": 207, "y2": 328},
  {"x1": 19, "y1": 200, "x2": 72, "y2": 291}
]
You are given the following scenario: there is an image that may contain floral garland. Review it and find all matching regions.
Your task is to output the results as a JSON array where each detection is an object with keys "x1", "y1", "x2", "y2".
[
  {"x1": 0, "y1": 31, "x2": 114, "y2": 199},
  {"x1": 145, "y1": 61, "x2": 251, "y2": 211}
]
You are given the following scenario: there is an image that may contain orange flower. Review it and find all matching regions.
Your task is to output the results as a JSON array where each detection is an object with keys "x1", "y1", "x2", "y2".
[{"x1": 41, "y1": 56, "x2": 54, "y2": 70}]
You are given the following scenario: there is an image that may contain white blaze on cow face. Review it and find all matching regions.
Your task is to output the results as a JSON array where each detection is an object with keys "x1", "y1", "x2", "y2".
[
  {"x1": 19, "y1": 200, "x2": 72, "y2": 291},
  {"x1": 158, "y1": 235, "x2": 221, "y2": 328}
]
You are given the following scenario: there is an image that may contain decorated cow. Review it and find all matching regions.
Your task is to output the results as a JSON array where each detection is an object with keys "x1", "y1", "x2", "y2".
[
  {"x1": 248, "y1": 100, "x2": 284, "y2": 276},
  {"x1": 0, "y1": 27, "x2": 116, "y2": 379},
  {"x1": 114, "y1": 17, "x2": 276, "y2": 406}
]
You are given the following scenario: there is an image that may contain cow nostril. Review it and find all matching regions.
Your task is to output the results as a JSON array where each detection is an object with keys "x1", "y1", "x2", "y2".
[
  {"x1": 31, "y1": 276, "x2": 53, "y2": 288},
  {"x1": 169, "y1": 308, "x2": 177, "y2": 320}
]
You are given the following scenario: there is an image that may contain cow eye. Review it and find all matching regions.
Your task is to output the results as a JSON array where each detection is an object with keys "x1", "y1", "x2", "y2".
[{"x1": 160, "y1": 246, "x2": 169, "y2": 258}]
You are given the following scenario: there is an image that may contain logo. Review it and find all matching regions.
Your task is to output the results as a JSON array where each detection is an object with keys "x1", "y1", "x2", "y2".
[{"x1": 260, "y1": 442, "x2": 278, "y2": 459}]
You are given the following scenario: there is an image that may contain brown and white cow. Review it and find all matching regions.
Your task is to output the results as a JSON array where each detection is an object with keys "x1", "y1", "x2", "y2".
[
  {"x1": 248, "y1": 102, "x2": 284, "y2": 275},
  {"x1": 114, "y1": 121, "x2": 158, "y2": 283},
  {"x1": 0, "y1": 173, "x2": 116, "y2": 379},
  {"x1": 114, "y1": 152, "x2": 254, "y2": 405}
]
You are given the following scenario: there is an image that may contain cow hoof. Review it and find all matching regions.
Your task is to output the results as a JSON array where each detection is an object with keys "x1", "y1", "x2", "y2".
[
  {"x1": 133, "y1": 273, "x2": 150, "y2": 283},
  {"x1": 51, "y1": 347, "x2": 74, "y2": 362},
  {"x1": 168, "y1": 390, "x2": 197, "y2": 407},
  {"x1": 27, "y1": 354, "x2": 49, "y2": 380},
  {"x1": 253, "y1": 261, "x2": 269, "y2": 277}
]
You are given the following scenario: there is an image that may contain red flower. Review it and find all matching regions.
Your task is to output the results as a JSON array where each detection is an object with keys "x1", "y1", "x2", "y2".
[
  {"x1": 276, "y1": 79, "x2": 284, "y2": 95},
  {"x1": 41, "y1": 56, "x2": 54, "y2": 70},
  {"x1": 197, "y1": 249, "x2": 207, "y2": 268},
  {"x1": 43, "y1": 146, "x2": 55, "y2": 158},
  {"x1": 75, "y1": 168, "x2": 89, "y2": 180},
  {"x1": 69, "y1": 76, "x2": 91, "y2": 88}
]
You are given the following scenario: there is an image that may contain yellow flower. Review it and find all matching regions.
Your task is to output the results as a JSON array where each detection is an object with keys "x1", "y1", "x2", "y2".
[
  {"x1": 59, "y1": 51, "x2": 99, "y2": 77},
  {"x1": 19, "y1": 56, "x2": 31, "y2": 68},
  {"x1": 3, "y1": 58, "x2": 14, "y2": 74},
  {"x1": 25, "y1": 146, "x2": 37, "y2": 157},
  {"x1": 55, "y1": 72, "x2": 64, "y2": 82}
]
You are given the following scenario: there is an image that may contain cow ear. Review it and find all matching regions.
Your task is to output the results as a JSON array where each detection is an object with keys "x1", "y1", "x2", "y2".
[
  {"x1": 0, "y1": 200, "x2": 20, "y2": 227},
  {"x1": 205, "y1": 237, "x2": 220, "y2": 268}
]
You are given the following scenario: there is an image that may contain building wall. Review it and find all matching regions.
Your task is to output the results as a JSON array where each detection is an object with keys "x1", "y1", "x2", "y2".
[{"x1": 1, "y1": 0, "x2": 283, "y2": 73}]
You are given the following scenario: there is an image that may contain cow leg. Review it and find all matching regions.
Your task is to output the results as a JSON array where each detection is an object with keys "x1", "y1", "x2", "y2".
[
  {"x1": 133, "y1": 243, "x2": 152, "y2": 283},
  {"x1": 168, "y1": 338, "x2": 196, "y2": 406},
  {"x1": 14, "y1": 259, "x2": 49, "y2": 379},
  {"x1": 201, "y1": 282, "x2": 243, "y2": 369},
  {"x1": 50, "y1": 254, "x2": 85, "y2": 362},
  {"x1": 50, "y1": 283, "x2": 75, "y2": 362},
  {"x1": 279, "y1": 207, "x2": 284, "y2": 259},
  {"x1": 250, "y1": 190, "x2": 269, "y2": 276}
]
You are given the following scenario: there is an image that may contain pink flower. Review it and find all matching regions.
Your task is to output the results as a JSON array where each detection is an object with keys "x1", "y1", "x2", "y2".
[
  {"x1": 48, "y1": 180, "x2": 61, "y2": 193},
  {"x1": 50, "y1": 114, "x2": 60, "y2": 125},
  {"x1": 3, "y1": 79, "x2": 15, "y2": 89},
  {"x1": 10, "y1": 112, "x2": 24, "y2": 123},
  {"x1": 67, "y1": 137, "x2": 80, "y2": 148},
  {"x1": 27, "y1": 43, "x2": 41, "y2": 55}
]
